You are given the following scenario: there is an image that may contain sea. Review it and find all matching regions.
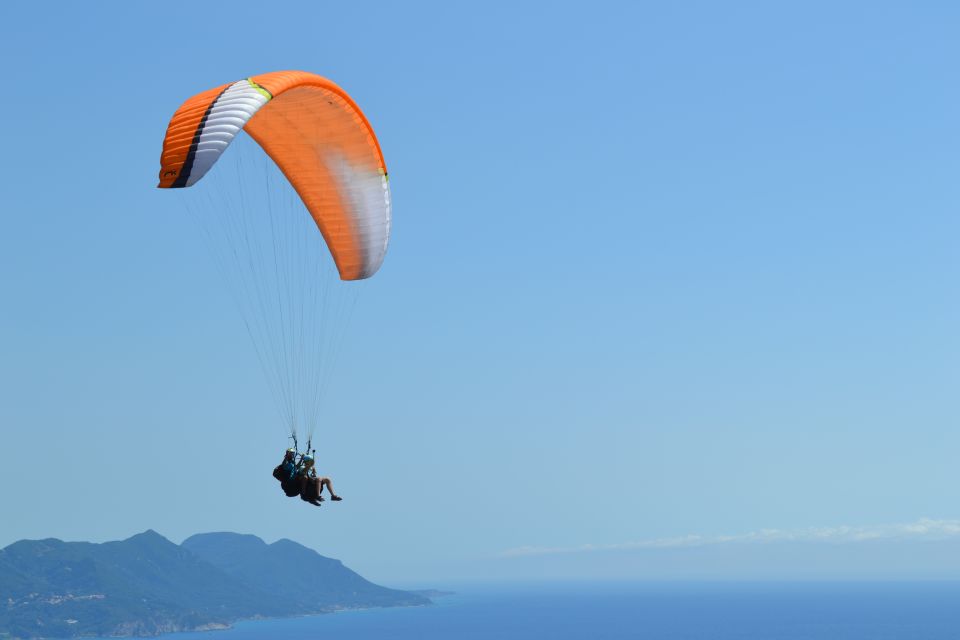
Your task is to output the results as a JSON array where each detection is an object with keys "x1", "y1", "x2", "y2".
[{"x1": 141, "y1": 582, "x2": 960, "y2": 639}]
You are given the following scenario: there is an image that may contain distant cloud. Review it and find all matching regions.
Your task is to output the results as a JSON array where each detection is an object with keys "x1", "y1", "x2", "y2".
[{"x1": 497, "y1": 518, "x2": 960, "y2": 558}]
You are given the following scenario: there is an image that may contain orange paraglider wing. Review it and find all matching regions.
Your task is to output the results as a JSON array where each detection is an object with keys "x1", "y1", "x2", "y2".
[{"x1": 158, "y1": 71, "x2": 390, "y2": 280}]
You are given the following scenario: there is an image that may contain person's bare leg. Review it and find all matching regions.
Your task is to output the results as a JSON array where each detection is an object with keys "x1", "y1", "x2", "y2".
[{"x1": 319, "y1": 477, "x2": 341, "y2": 500}]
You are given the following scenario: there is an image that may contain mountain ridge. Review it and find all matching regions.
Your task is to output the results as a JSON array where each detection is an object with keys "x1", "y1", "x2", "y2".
[{"x1": 0, "y1": 530, "x2": 429, "y2": 639}]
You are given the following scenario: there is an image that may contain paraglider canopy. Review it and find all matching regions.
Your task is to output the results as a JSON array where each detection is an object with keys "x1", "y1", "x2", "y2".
[
  {"x1": 157, "y1": 70, "x2": 391, "y2": 281},
  {"x1": 156, "y1": 70, "x2": 391, "y2": 443}
]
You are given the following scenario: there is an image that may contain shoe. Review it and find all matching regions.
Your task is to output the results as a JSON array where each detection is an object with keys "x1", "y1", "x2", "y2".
[
  {"x1": 316, "y1": 496, "x2": 326, "y2": 502},
  {"x1": 331, "y1": 496, "x2": 343, "y2": 501}
]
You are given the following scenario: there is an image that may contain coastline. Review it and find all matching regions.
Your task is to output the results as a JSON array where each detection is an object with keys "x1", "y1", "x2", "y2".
[{"x1": 98, "y1": 596, "x2": 451, "y2": 640}]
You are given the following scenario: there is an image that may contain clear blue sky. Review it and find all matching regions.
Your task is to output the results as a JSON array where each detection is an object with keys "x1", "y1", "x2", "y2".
[{"x1": 1, "y1": 1, "x2": 958, "y2": 584}]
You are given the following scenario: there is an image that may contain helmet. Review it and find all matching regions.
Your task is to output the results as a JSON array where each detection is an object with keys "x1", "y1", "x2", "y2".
[
  {"x1": 303, "y1": 454, "x2": 315, "y2": 467},
  {"x1": 285, "y1": 448, "x2": 296, "y2": 458}
]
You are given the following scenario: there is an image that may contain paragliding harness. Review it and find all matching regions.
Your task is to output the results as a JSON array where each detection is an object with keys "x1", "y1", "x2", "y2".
[
  {"x1": 294, "y1": 436, "x2": 322, "y2": 502},
  {"x1": 290, "y1": 435, "x2": 316, "y2": 467},
  {"x1": 273, "y1": 435, "x2": 314, "y2": 498}
]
